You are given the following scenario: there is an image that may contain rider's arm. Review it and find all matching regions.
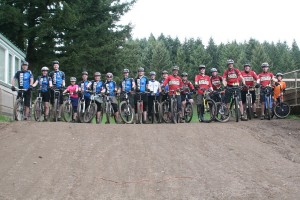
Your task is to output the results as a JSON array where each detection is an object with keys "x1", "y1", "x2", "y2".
[
  {"x1": 132, "y1": 79, "x2": 136, "y2": 90},
  {"x1": 63, "y1": 87, "x2": 68, "y2": 94},
  {"x1": 32, "y1": 80, "x2": 38, "y2": 87},
  {"x1": 158, "y1": 82, "x2": 162, "y2": 93},
  {"x1": 62, "y1": 72, "x2": 66, "y2": 87},
  {"x1": 162, "y1": 76, "x2": 169, "y2": 87},
  {"x1": 222, "y1": 71, "x2": 227, "y2": 87}
]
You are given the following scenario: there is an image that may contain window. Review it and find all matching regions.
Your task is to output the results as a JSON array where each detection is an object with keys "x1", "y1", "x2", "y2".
[
  {"x1": 8, "y1": 54, "x2": 13, "y2": 83},
  {"x1": 15, "y1": 57, "x2": 20, "y2": 75},
  {"x1": 0, "y1": 46, "x2": 5, "y2": 81}
]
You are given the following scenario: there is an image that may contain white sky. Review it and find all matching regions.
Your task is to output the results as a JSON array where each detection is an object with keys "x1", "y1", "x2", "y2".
[{"x1": 120, "y1": 0, "x2": 300, "y2": 46}]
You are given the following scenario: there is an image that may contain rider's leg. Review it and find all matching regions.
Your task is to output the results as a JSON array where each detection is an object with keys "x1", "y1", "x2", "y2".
[
  {"x1": 143, "y1": 94, "x2": 148, "y2": 122},
  {"x1": 44, "y1": 102, "x2": 49, "y2": 118},
  {"x1": 24, "y1": 90, "x2": 31, "y2": 119}
]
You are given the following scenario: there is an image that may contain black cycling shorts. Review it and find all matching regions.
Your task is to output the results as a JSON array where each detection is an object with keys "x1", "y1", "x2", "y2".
[
  {"x1": 41, "y1": 91, "x2": 50, "y2": 103},
  {"x1": 18, "y1": 90, "x2": 31, "y2": 107}
]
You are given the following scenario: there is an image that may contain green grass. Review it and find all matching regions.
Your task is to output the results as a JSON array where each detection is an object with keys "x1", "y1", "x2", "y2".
[
  {"x1": 287, "y1": 114, "x2": 300, "y2": 120},
  {"x1": 0, "y1": 115, "x2": 13, "y2": 122}
]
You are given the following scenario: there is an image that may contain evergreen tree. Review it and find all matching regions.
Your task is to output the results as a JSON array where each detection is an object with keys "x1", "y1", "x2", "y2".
[{"x1": 151, "y1": 41, "x2": 172, "y2": 73}]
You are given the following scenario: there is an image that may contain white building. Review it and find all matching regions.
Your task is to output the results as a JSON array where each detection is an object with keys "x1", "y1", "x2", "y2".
[{"x1": 0, "y1": 33, "x2": 26, "y2": 116}]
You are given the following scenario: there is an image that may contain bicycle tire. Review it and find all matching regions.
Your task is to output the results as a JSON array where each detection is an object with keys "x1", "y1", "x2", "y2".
[
  {"x1": 234, "y1": 97, "x2": 239, "y2": 122},
  {"x1": 119, "y1": 101, "x2": 134, "y2": 124},
  {"x1": 77, "y1": 100, "x2": 85, "y2": 123},
  {"x1": 170, "y1": 98, "x2": 178, "y2": 124},
  {"x1": 274, "y1": 102, "x2": 290, "y2": 119},
  {"x1": 52, "y1": 99, "x2": 58, "y2": 122},
  {"x1": 246, "y1": 95, "x2": 252, "y2": 120},
  {"x1": 200, "y1": 99, "x2": 216, "y2": 123},
  {"x1": 62, "y1": 101, "x2": 73, "y2": 122},
  {"x1": 152, "y1": 101, "x2": 161, "y2": 123},
  {"x1": 184, "y1": 102, "x2": 193, "y2": 123},
  {"x1": 265, "y1": 96, "x2": 271, "y2": 120},
  {"x1": 106, "y1": 102, "x2": 111, "y2": 124},
  {"x1": 84, "y1": 103, "x2": 97, "y2": 123},
  {"x1": 137, "y1": 101, "x2": 143, "y2": 124},
  {"x1": 215, "y1": 102, "x2": 230, "y2": 123},
  {"x1": 33, "y1": 99, "x2": 42, "y2": 122},
  {"x1": 14, "y1": 99, "x2": 24, "y2": 121},
  {"x1": 160, "y1": 101, "x2": 171, "y2": 123}
]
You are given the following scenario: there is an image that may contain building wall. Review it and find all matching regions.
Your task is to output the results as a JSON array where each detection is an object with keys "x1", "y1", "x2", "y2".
[{"x1": 0, "y1": 33, "x2": 26, "y2": 116}]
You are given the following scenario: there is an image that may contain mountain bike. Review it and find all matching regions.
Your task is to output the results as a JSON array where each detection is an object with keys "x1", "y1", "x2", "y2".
[
  {"x1": 51, "y1": 87, "x2": 63, "y2": 122},
  {"x1": 213, "y1": 90, "x2": 230, "y2": 123},
  {"x1": 135, "y1": 92, "x2": 147, "y2": 124},
  {"x1": 103, "y1": 94, "x2": 117, "y2": 124},
  {"x1": 160, "y1": 92, "x2": 171, "y2": 123},
  {"x1": 273, "y1": 86, "x2": 290, "y2": 119},
  {"x1": 33, "y1": 89, "x2": 49, "y2": 122},
  {"x1": 13, "y1": 88, "x2": 29, "y2": 121},
  {"x1": 262, "y1": 86, "x2": 273, "y2": 120},
  {"x1": 150, "y1": 93, "x2": 161, "y2": 123},
  {"x1": 77, "y1": 90, "x2": 91, "y2": 123},
  {"x1": 61, "y1": 92, "x2": 73, "y2": 122},
  {"x1": 182, "y1": 91, "x2": 193, "y2": 123},
  {"x1": 226, "y1": 86, "x2": 242, "y2": 122},
  {"x1": 84, "y1": 92, "x2": 99, "y2": 123},
  {"x1": 119, "y1": 92, "x2": 134, "y2": 124},
  {"x1": 245, "y1": 86, "x2": 255, "y2": 120},
  {"x1": 169, "y1": 90, "x2": 181, "y2": 124},
  {"x1": 197, "y1": 89, "x2": 216, "y2": 123}
]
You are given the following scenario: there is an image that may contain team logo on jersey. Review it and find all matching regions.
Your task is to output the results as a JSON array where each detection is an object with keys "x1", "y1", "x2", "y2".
[
  {"x1": 244, "y1": 77, "x2": 254, "y2": 82},
  {"x1": 212, "y1": 80, "x2": 220, "y2": 85},
  {"x1": 228, "y1": 73, "x2": 237, "y2": 79},
  {"x1": 20, "y1": 73, "x2": 24, "y2": 86},
  {"x1": 260, "y1": 76, "x2": 271, "y2": 81},
  {"x1": 169, "y1": 80, "x2": 180, "y2": 85},
  {"x1": 198, "y1": 80, "x2": 209, "y2": 85}
]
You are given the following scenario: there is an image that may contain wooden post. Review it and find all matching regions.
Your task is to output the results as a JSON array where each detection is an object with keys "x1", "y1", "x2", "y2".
[{"x1": 295, "y1": 71, "x2": 298, "y2": 105}]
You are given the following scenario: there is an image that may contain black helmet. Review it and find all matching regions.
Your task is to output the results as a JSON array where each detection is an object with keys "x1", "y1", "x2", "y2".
[
  {"x1": 138, "y1": 67, "x2": 144, "y2": 72},
  {"x1": 123, "y1": 69, "x2": 129, "y2": 73},
  {"x1": 162, "y1": 70, "x2": 168, "y2": 74},
  {"x1": 199, "y1": 64, "x2": 206, "y2": 69},
  {"x1": 261, "y1": 62, "x2": 269, "y2": 68},
  {"x1": 181, "y1": 72, "x2": 188, "y2": 76},
  {"x1": 52, "y1": 60, "x2": 59, "y2": 65},
  {"x1": 227, "y1": 59, "x2": 234, "y2": 65},
  {"x1": 244, "y1": 63, "x2": 251, "y2": 67},
  {"x1": 82, "y1": 71, "x2": 88, "y2": 75},
  {"x1": 172, "y1": 66, "x2": 179, "y2": 71}
]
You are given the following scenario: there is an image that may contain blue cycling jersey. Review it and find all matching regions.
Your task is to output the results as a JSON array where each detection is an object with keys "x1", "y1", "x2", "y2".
[
  {"x1": 91, "y1": 80, "x2": 104, "y2": 93},
  {"x1": 135, "y1": 76, "x2": 148, "y2": 92},
  {"x1": 160, "y1": 79, "x2": 169, "y2": 92},
  {"x1": 49, "y1": 70, "x2": 65, "y2": 88},
  {"x1": 120, "y1": 77, "x2": 134, "y2": 92},
  {"x1": 104, "y1": 81, "x2": 117, "y2": 96},
  {"x1": 79, "y1": 80, "x2": 91, "y2": 98},
  {"x1": 14, "y1": 70, "x2": 33, "y2": 89},
  {"x1": 37, "y1": 76, "x2": 50, "y2": 92}
]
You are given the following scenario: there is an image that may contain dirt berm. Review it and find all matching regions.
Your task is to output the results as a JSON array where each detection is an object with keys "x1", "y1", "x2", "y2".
[{"x1": 0, "y1": 120, "x2": 299, "y2": 199}]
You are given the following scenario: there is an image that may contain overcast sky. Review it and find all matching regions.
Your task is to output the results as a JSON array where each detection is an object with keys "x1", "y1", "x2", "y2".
[{"x1": 120, "y1": 0, "x2": 300, "y2": 46}]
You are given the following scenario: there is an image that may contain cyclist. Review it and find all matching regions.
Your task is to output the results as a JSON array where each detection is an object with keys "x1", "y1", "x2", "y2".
[
  {"x1": 32, "y1": 66, "x2": 51, "y2": 121},
  {"x1": 49, "y1": 60, "x2": 65, "y2": 120},
  {"x1": 241, "y1": 63, "x2": 258, "y2": 118},
  {"x1": 181, "y1": 72, "x2": 194, "y2": 113},
  {"x1": 162, "y1": 66, "x2": 184, "y2": 122},
  {"x1": 102, "y1": 72, "x2": 119, "y2": 123},
  {"x1": 273, "y1": 72, "x2": 286, "y2": 102},
  {"x1": 118, "y1": 68, "x2": 136, "y2": 118},
  {"x1": 160, "y1": 70, "x2": 169, "y2": 102},
  {"x1": 210, "y1": 68, "x2": 223, "y2": 102},
  {"x1": 11, "y1": 61, "x2": 34, "y2": 120},
  {"x1": 135, "y1": 67, "x2": 149, "y2": 123},
  {"x1": 63, "y1": 77, "x2": 79, "y2": 122},
  {"x1": 222, "y1": 59, "x2": 247, "y2": 121},
  {"x1": 87, "y1": 72, "x2": 104, "y2": 124},
  {"x1": 256, "y1": 62, "x2": 278, "y2": 120},
  {"x1": 194, "y1": 65, "x2": 213, "y2": 121},
  {"x1": 78, "y1": 71, "x2": 91, "y2": 110},
  {"x1": 148, "y1": 71, "x2": 161, "y2": 120}
]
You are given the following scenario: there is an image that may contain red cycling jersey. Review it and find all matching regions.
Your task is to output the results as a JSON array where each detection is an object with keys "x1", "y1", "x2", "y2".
[
  {"x1": 241, "y1": 70, "x2": 258, "y2": 90},
  {"x1": 258, "y1": 72, "x2": 274, "y2": 87},
  {"x1": 223, "y1": 68, "x2": 242, "y2": 86},
  {"x1": 163, "y1": 75, "x2": 183, "y2": 95},
  {"x1": 210, "y1": 75, "x2": 222, "y2": 90},
  {"x1": 181, "y1": 80, "x2": 195, "y2": 94},
  {"x1": 195, "y1": 74, "x2": 212, "y2": 94}
]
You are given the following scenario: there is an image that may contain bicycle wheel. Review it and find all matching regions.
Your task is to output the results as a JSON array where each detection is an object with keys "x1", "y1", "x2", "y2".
[
  {"x1": 246, "y1": 95, "x2": 252, "y2": 120},
  {"x1": 119, "y1": 101, "x2": 134, "y2": 124},
  {"x1": 184, "y1": 102, "x2": 193, "y2": 123},
  {"x1": 234, "y1": 97, "x2": 240, "y2": 122},
  {"x1": 152, "y1": 101, "x2": 161, "y2": 123},
  {"x1": 62, "y1": 101, "x2": 73, "y2": 122},
  {"x1": 33, "y1": 99, "x2": 42, "y2": 122},
  {"x1": 137, "y1": 101, "x2": 143, "y2": 124},
  {"x1": 52, "y1": 99, "x2": 58, "y2": 122},
  {"x1": 170, "y1": 99, "x2": 178, "y2": 124},
  {"x1": 14, "y1": 99, "x2": 24, "y2": 121},
  {"x1": 274, "y1": 102, "x2": 290, "y2": 119},
  {"x1": 265, "y1": 96, "x2": 271, "y2": 120},
  {"x1": 215, "y1": 102, "x2": 230, "y2": 123},
  {"x1": 160, "y1": 101, "x2": 171, "y2": 123},
  {"x1": 77, "y1": 101, "x2": 85, "y2": 123},
  {"x1": 84, "y1": 103, "x2": 97, "y2": 123},
  {"x1": 200, "y1": 99, "x2": 216, "y2": 123},
  {"x1": 106, "y1": 102, "x2": 111, "y2": 124}
]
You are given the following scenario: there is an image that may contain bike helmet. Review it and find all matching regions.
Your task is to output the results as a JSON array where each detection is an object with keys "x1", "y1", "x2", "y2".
[
  {"x1": 261, "y1": 62, "x2": 269, "y2": 68},
  {"x1": 106, "y1": 72, "x2": 113, "y2": 78},
  {"x1": 243, "y1": 63, "x2": 251, "y2": 67},
  {"x1": 138, "y1": 67, "x2": 144, "y2": 72},
  {"x1": 82, "y1": 71, "x2": 88, "y2": 75},
  {"x1": 199, "y1": 64, "x2": 206, "y2": 69},
  {"x1": 41, "y1": 66, "x2": 49, "y2": 71},
  {"x1": 227, "y1": 59, "x2": 234, "y2": 65},
  {"x1": 181, "y1": 72, "x2": 188, "y2": 76},
  {"x1": 52, "y1": 60, "x2": 59, "y2": 65},
  {"x1": 210, "y1": 68, "x2": 217, "y2": 73},
  {"x1": 70, "y1": 77, "x2": 76, "y2": 82},
  {"x1": 172, "y1": 66, "x2": 179, "y2": 71},
  {"x1": 22, "y1": 61, "x2": 29, "y2": 66},
  {"x1": 276, "y1": 72, "x2": 283, "y2": 77},
  {"x1": 94, "y1": 72, "x2": 101, "y2": 76},
  {"x1": 162, "y1": 70, "x2": 168, "y2": 74},
  {"x1": 149, "y1": 71, "x2": 156, "y2": 76},
  {"x1": 123, "y1": 68, "x2": 129, "y2": 73}
]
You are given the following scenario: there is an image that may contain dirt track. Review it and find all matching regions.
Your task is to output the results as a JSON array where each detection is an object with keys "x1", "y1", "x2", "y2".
[{"x1": 0, "y1": 120, "x2": 300, "y2": 200}]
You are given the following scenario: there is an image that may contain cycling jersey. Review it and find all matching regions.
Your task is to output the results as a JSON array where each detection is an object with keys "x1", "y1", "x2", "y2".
[
  {"x1": 258, "y1": 72, "x2": 274, "y2": 87},
  {"x1": 195, "y1": 74, "x2": 211, "y2": 94},
  {"x1": 120, "y1": 77, "x2": 134, "y2": 92},
  {"x1": 223, "y1": 68, "x2": 241, "y2": 86},
  {"x1": 160, "y1": 79, "x2": 169, "y2": 92},
  {"x1": 49, "y1": 70, "x2": 65, "y2": 89},
  {"x1": 104, "y1": 80, "x2": 117, "y2": 96},
  {"x1": 210, "y1": 75, "x2": 222, "y2": 90},
  {"x1": 14, "y1": 70, "x2": 33, "y2": 89},
  {"x1": 37, "y1": 76, "x2": 50, "y2": 92},
  {"x1": 78, "y1": 80, "x2": 91, "y2": 98},
  {"x1": 181, "y1": 80, "x2": 194, "y2": 94},
  {"x1": 162, "y1": 75, "x2": 183, "y2": 95},
  {"x1": 91, "y1": 80, "x2": 104, "y2": 93},
  {"x1": 241, "y1": 70, "x2": 258, "y2": 89},
  {"x1": 135, "y1": 76, "x2": 148, "y2": 92},
  {"x1": 273, "y1": 81, "x2": 286, "y2": 99},
  {"x1": 66, "y1": 85, "x2": 79, "y2": 98},
  {"x1": 148, "y1": 80, "x2": 160, "y2": 96}
]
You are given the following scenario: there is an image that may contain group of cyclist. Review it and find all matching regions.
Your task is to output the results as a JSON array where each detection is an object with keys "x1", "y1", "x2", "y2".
[{"x1": 11, "y1": 59, "x2": 287, "y2": 123}]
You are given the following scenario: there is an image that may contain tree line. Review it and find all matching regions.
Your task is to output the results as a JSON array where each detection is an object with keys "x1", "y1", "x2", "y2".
[{"x1": 1, "y1": 0, "x2": 300, "y2": 83}]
